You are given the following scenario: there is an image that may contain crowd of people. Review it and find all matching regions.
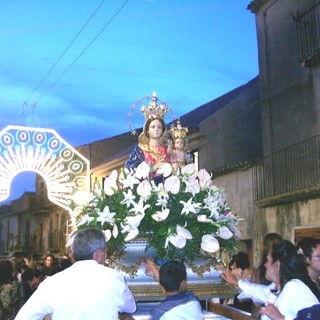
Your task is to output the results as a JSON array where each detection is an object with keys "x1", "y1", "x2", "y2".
[
  {"x1": 0, "y1": 252, "x2": 72, "y2": 319},
  {"x1": 1, "y1": 231, "x2": 319, "y2": 320},
  {"x1": 220, "y1": 235, "x2": 320, "y2": 320}
]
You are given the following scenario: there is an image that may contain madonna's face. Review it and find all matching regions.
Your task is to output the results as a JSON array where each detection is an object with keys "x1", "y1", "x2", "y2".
[{"x1": 147, "y1": 119, "x2": 164, "y2": 139}]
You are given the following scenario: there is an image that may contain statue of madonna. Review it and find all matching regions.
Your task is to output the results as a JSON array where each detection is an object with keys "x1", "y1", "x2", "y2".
[{"x1": 125, "y1": 93, "x2": 171, "y2": 176}]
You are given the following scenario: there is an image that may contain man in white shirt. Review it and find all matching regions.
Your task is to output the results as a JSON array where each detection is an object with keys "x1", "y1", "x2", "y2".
[{"x1": 15, "y1": 228, "x2": 136, "y2": 320}]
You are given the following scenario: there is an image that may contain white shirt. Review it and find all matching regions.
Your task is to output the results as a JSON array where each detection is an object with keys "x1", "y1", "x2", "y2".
[
  {"x1": 15, "y1": 260, "x2": 136, "y2": 320},
  {"x1": 238, "y1": 279, "x2": 319, "y2": 320}
]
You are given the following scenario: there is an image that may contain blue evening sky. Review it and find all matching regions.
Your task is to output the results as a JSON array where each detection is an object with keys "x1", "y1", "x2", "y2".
[{"x1": 0, "y1": 0, "x2": 258, "y2": 201}]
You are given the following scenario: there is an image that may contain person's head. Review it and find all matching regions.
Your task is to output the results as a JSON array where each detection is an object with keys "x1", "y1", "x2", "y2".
[
  {"x1": 60, "y1": 255, "x2": 72, "y2": 269},
  {"x1": 174, "y1": 137, "x2": 185, "y2": 151},
  {"x1": 261, "y1": 233, "x2": 283, "y2": 261},
  {"x1": 159, "y1": 260, "x2": 187, "y2": 293},
  {"x1": 233, "y1": 252, "x2": 250, "y2": 270},
  {"x1": 44, "y1": 254, "x2": 55, "y2": 268},
  {"x1": 297, "y1": 237, "x2": 320, "y2": 280},
  {"x1": 258, "y1": 233, "x2": 282, "y2": 284},
  {"x1": 0, "y1": 259, "x2": 14, "y2": 285},
  {"x1": 71, "y1": 228, "x2": 107, "y2": 264},
  {"x1": 21, "y1": 268, "x2": 42, "y2": 288},
  {"x1": 139, "y1": 117, "x2": 166, "y2": 144},
  {"x1": 265, "y1": 240, "x2": 319, "y2": 298}
]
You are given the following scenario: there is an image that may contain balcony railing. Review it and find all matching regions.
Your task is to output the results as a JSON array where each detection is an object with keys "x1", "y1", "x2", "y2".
[
  {"x1": 296, "y1": 2, "x2": 320, "y2": 67},
  {"x1": 253, "y1": 135, "x2": 320, "y2": 202}
]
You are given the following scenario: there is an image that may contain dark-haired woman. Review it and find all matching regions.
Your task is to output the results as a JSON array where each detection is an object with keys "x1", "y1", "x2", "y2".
[
  {"x1": 20, "y1": 268, "x2": 42, "y2": 304},
  {"x1": 222, "y1": 240, "x2": 320, "y2": 320},
  {"x1": 0, "y1": 259, "x2": 23, "y2": 320}
]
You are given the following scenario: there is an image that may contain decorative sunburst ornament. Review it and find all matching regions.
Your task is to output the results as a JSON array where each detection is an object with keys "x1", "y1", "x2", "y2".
[{"x1": 127, "y1": 91, "x2": 174, "y2": 135}]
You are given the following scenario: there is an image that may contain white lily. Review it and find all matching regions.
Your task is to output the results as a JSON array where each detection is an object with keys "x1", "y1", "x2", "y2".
[
  {"x1": 156, "y1": 162, "x2": 172, "y2": 177},
  {"x1": 156, "y1": 196, "x2": 168, "y2": 208},
  {"x1": 218, "y1": 226, "x2": 233, "y2": 239},
  {"x1": 197, "y1": 214, "x2": 213, "y2": 223},
  {"x1": 152, "y1": 208, "x2": 170, "y2": 222},
  {"x1": 129, "y1": 198, "x2": 151, "y2": 215},
  {"x1": 201, "y1": 234, "x2": 220, "y2": 253},
  {"x1": 152, "y1": 182, "x2": 169, "y2": 202},
  {"x1": 180, "y1": 198, "x2": 199, "y2": 215},
  {"x1": 121, "y1": 171, "x2": 140, "y2": 189},
  {"x1": 137, "y1": 179, "x2": 152, "y2": 199},
  {"x1": 164, "y1": 175, "x2": 180, "y2": 194},
  {"x1": 96, "y1": 206, "x2": 116, "y2": 225},
  {"x1": 135, "y1": 161, "x2": 150, "y2": 180},
  {"x1": 204, "y1": 197, "x2": 220, "y2": 219},
  {"x1": 184, "y1": 177, "x2": 200, "y2": 196},
  {"x1": 120, "y1": 189, "x2": 136, "y2": 208}
]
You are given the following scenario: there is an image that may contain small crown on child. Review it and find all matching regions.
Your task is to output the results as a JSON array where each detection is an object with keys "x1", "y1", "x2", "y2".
[
  {"x1": 170, "y1": 119, "x2": 188, "y2": 139},
  {"x1": 141, "y1": 92, "x2": 169, "y2": 120}
]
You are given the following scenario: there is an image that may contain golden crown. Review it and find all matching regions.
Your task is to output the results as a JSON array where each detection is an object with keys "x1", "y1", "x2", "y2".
[
  {"x1": 170, "y1": 119, "x2": 188, "y2": 139},
  {"x1": 141, "y1": 92, "x2": 169, "y2": 120}
]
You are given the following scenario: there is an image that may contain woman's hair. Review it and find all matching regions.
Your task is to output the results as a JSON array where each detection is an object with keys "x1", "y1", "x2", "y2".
[
  {"x1": 271, "y1": 240, "x2": 320, "y2": 301},
  {"x1": 21, "y1": 268, "x2": 42, "y2": 282},
  {"x1": 296, "y1": 237, "x2": 320, "y2": 260},
  {"x1": 0, "y1": 259, "x2": 14, "y2": 284},
  {"x1": 138, "y1": 117, "x2": 166, "y2": 145},
  {"x1": 258, "y1": 233, "x2": 282, "y2": 284},
  {"x1": 234, "y1": 251, "x2": 250, "y2": 270}
]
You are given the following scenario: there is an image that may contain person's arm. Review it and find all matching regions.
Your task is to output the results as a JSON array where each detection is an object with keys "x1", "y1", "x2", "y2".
[
  {"x1": 144, "y1": 258, "x2": 160, "y2": 282},
  {"x1": 221, "y1": 269, "x2": 240, "y2": 287},
  {"x1": 237, "y1": 279, "x2": 277, "y2": 304},
  {"x1": 120, "y1": 283, "x2": 137, "y2": 314},
  {"x1": 221, "y1": 269, "x2": 276, "y2": 304}
]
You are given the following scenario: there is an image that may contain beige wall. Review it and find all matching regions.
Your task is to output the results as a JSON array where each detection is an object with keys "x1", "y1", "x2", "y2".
[{"x1": 213, "y1": 168, "x2": 254, "y2": 242}]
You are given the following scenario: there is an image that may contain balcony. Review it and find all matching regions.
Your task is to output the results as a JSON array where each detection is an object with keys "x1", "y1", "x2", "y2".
[
  {"x1": 296, "y1": 2, "x2": 320, "y2": 67},
  {"x1": 253, "y1": 135, "x2": 320, "y2": 205}
]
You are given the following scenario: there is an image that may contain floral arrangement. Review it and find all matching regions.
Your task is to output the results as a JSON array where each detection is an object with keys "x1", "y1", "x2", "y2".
[{"x1": 75, "y1": 162, "x2": 241, "y2": 263}]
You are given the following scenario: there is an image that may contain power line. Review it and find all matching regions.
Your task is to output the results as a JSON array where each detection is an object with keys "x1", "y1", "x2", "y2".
[
  {"x1": 35, "y1": 0, "x2": 129, "y2": 103},
  {"x1": 25, "y1": 0, "x2": 107, "y2": 104}
]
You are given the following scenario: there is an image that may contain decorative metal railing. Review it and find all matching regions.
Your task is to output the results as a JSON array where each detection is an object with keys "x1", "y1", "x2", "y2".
[
  {"x1": 253, "y1": 135, "x2": 320, "y2": 201},
  {"x1": 296, "y1": 2, "x2": 320, "y2": 67}
]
